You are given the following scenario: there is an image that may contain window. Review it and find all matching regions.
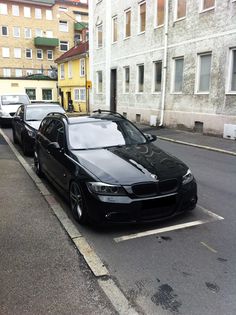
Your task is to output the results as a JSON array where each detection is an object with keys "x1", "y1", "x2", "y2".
[
  {"x1": 2, "y1": 47, "x2": 10, "y2": 58},
  {"x1": 124, "y1": 9, "x2": 131, "y2": 38},
  {"x1": 153, "y1": 61, "x2": 162, "y2": 92},
  {"x1": 15, "y1": 69, "x2": 22, "y2": 77},
  {"x1": 228, "y1": 49, "x2": 236, "y2": 92},
  {"x1": 68, "y1": 61, "x2": 73, "y2": 78},
  {"x1": 137, "y1": 64, "x2": 144, "y2": 92},
  {"x1": 200, "y1": 0, "x2": 215, "y2": 11},
  {"x1": 196, "y1": 53, "x2": 212, "y2": 93},
  {"x1": 76, "y1": 14, "x2": 82, "y2": 22},
  {"x1": 112, "y1": 16, "x2": 118, "y2": 43},
  {"x1": 59, "y1": 7, "x2": 68, "y2": 12},
  {"x1": 46, "y1": 10, "x2": 52, "y2": 20},
  {"x1": 176, "y1": 0, "x2": 186, "y2": 20},
  {"x1": 97, "y1": 71, "x2": 103, "y2": 93},
  {"x1": 3, "y1": 69, "x2": 11, "y2": 77},
  {"x1": 47, "y1": 50, "x2": 53, "y2": 60},
  {"x1": 60, "y1": 64, "x2": 65, "y2": 79},
  {"x1": 97, "y1": 24, "x2": 103, "y2": 48},
  {"x1": 173, "y1": 57, "x2": 184, "y2": 92},
  {"x1": 156, "y1": 0, "x2": 165, "y2": 27},
  {"x1": 80, "y1": 58, "x2": 85, "y2": 77},
  {"x1": 14, "y1": 48, "x2": 21, "y2": 58},
  {"x1": 46, "y1": 30, "x2": 53, "y2": 38},
  {"x1": 26, "y1": 88, "x2": 36, "y2": 101},
  {"x1": 35, "y1": 29, "x2": 42, "y2": 37},
  {"x1": 59, "y1": 20, "x2": 68, "y2": 32},
  {"x1": 36, "y1": 49, "x2": 43, "y2": 59},
  {"x1": 35, "y1": 8, "x2": 42, "y2": 19},
  {"x1": 42, "y1": 89, "x2": 52, "y2": 101},
  {"x1": 1, "y1": 26, "x2": 8, "y2": 36},
  {"x1": 24, "y1": 7, "x2": 31, "y2": 18},
  {"x1": 13, "y1": 27, "x2": 20, "y2": 37},
  {"x1": 139, "y1": 2, "x2": 146, "y2": 33},
  {"x1": 124, "y1": 67, "x2": 130, "y2": 93},
  {"x1": 25, "y1": 49, "x2": 32, "y2": 59},
  {"x1": 60, "y1": 41, "x2": 69, "y2": 51},
  {"x1": 12, "y1": 5, "x2": 19, "y2": 16},
  {"x1": 74, "y1": 88, "x2": 86, "y2": 101},
  {"x1": 0, "y1": 3, "x2": 7, "y2": 15},
  {"x1": 24, "y1": 28, "x2": 31, "y2": 38},
  {"x1": 26, "y1": 69, "x2": 33, "y2": 76}
]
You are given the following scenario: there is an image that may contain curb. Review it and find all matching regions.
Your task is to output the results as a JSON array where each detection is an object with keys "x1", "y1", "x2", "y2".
[
  {"x1": 0, "y1": 128, "x2": 139, "y2": 315},
  {"x1": 156, "y1": 136, "x2": 236, "y2": 157}
]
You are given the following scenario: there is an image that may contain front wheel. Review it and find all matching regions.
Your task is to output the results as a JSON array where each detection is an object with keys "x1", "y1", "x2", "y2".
[
  {"x1": 69, "y1": 181, "x2": 88, "y2": 224},
  {"x1": 34, "y1": 151, "x2": 44, "y2": 178}
]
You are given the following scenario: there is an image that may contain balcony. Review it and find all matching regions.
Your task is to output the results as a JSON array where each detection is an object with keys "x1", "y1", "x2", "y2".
[
  {"x1": 34, "y1": 37, "x2": 59, "y2": 47},
  {"x1": 74, "y1": 22, "x2": 88, "y2": 31}
]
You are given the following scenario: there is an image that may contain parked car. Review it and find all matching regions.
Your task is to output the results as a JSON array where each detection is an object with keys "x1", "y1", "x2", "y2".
[
  {"x1": 34, "y1": 110, "x2": 197, "y2": 225},
  {"x1": 12, "y1": 103, "x2": 65, "y2": 155},
  {"x1": 0, "y1": 93, "x2": 31, "y2": 126}
]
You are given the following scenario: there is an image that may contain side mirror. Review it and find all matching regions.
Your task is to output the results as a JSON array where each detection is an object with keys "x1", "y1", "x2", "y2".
[
  {"x1": 48, "y1": 142, "x2": 60, "y2": 150},
  {"x1": 145, "y1": 133, "x2": 157, "y2": 142}
]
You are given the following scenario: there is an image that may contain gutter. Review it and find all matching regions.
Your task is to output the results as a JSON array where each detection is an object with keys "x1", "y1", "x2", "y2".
[{"x1": 159, "y1": 0, "x2": 169, "y2": 127}]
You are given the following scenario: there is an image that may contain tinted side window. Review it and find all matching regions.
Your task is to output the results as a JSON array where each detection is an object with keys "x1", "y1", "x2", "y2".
[
  {"x1": 43, "y1": 119, "x2": 65, "y2": 147},
  {"x1": 39, "y1": 118, "x2": 52, "y2": 134}
]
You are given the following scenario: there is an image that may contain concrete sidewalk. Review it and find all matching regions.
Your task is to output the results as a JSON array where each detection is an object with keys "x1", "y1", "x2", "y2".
[
  {"x1": 137, "y1": 124, "x2": 236, "y2": 156},
  {"x1": 0, "y1": 134, "x2": 116, "y2": 315}
]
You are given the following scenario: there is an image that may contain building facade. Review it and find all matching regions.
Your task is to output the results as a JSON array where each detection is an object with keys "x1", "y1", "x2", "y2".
[
  {"x1": 0, "y1": 0, "x2": 88, "y2": 102},
  {"x1": 55, "y1": 40, "x2": 90, "y2": 112},
  {"x1": 89, "y1": 0, "x2": 236, "y2": 136}
]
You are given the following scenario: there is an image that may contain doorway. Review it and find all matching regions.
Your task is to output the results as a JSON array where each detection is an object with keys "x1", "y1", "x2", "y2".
[{"x1": 110, "y1": 69, "x2": 117, "y2": 112}]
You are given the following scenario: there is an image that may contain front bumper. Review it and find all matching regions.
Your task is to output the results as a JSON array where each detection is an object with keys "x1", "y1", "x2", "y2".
[{"x1": 83, "y1": 180, "x2": 197, "y2": 223}]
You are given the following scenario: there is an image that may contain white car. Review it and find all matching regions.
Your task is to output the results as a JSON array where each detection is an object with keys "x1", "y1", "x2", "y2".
[{"x1": 0, "y1": 93, "x2": 31, "y2": 126}]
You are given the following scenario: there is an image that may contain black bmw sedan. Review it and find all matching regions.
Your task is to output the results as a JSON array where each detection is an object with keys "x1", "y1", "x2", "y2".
[
  {"x1": 12, "y1": 103, "x2": 65, "y2": 155},
  {"x1": 34, "y1": 110, "x2": 197, "y2": 225}
]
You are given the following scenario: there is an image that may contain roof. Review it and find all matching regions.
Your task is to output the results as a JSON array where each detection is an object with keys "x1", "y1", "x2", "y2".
[{"x1": 55, "y1": 41, "x2": 89, "y2": 63}]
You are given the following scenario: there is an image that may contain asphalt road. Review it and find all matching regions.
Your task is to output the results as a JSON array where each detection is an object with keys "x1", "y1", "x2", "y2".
[{"x1": 3, "y1": 127, "x2": 236, "y2": 315}]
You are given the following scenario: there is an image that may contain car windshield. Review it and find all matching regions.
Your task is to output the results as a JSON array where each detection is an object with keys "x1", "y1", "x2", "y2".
[
  {"x1": 26, "y1": 106, "x2": 65, "y2": 121},
  {"x1": 68, "y1": 119, "x2": 147, "y2": 149},
  {"x1": 1, "y1": 95, "x2": 30, "y2": 105}
]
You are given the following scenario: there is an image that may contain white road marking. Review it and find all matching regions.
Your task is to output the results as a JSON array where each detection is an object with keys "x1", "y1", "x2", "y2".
[
  {"x1": 114, "y1": 206, "x2": 224, "y2": 243},
  {"x1": 200, "y1": 242, "x2": 218, "y2": 253}
]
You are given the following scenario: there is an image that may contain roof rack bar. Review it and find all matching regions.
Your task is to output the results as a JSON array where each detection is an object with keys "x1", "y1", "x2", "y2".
[
  {"x1": 92, "y1": 109, "x2": 126, "y2": 119},
  {"x1": 46, "y1": 112, "x2": 69, "y2": 121}
]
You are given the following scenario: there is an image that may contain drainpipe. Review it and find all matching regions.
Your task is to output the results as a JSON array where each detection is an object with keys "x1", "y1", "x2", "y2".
[{"x1": 159, "y1": 0, "x2": 169, "y2": 127}]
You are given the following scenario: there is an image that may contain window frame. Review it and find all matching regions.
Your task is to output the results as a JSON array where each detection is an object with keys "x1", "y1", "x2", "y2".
[
  {"x1": 15, "y1": 69, "x2": 23, "y2": 78},
  {"x1": 47, "y1": 50, "x2": 53, "y2": 60},
  {"x1": 138, "y1": 1, "x2": 146, "y2": 34},
  {"x1": 74, "y1": 88, "x2": 86, "y2": 101},
  {"x1": 68, "y1": 61, "x2": 73, "y2": 79},
  {"x1": 195, "y1": 52, "x2": 212, "y2": 94},
  {"x1": 14, "y1": 48, "x2": 21, "y2": 59},
  {"x1": 80, "y1": 58, "x2": 85, "y2": 77},
  {"x1": 226, "y1": 48, "x2": 236, "y2": 94},
  {"x1": 97, "y1": 71, "x2": 103, "y2": 94},
  {"x1": 123, "y1": 66, "x2": 130, "y2": 94},
  {"x1": 1, "y1": 26, "x2": 8, "y2": 36},
  {"x1": 24, "y1": 6, "x2": 31, "y2": 18},
  {"x1": 60, "y1": 64, "x2": 65, "y2": 79},
  {"x1": 35, "y1": 8, "x2": 42, "y2": 19},
  {"x1": 13, "y1": 26, "x2": 20, "y2": 38},
  {"x1": 25, "y1": 88, "x2": 36, "y2": 101},
  {"x1": 172, "y1": 57, "x2": 184, "y2": 94},
  {"x1": 46, "y1": 10, "x2": 53, "y2": 20},
  {"x1": 59, "y1": 20, "x2": 68, "y2": 32},
  {"x1": 0, "y1": 3, "x2": 8, "y2": 15},
  {"x1": 200, "y1": 0, "x2": 215, "y2": 13},
  {"x1": 3, "y1": 68, "x2": 11, "y2": 77},
  {"x1": 137, "y1": 64, "x2": 145, "y2": 93},
  {"x1": 97, "y1": 23, "x2": 103, "y2": 49},
  {"x1": 25, "y1": 48, "x2": 32, "y2": 59},
  {"x1": 36, "y1": 49, "x2": 43, "y2": 60},
  {"x1": 112, "y1": 15, "x2": 118, "y2": 43},
  {"x1": 155, "y1": 0, "x2": 165, "y2": 28},
  {"x1": 24, "y1": 27, "x2": 32, "y2": 39},
  {"x1": 174, "y1": 0, "x2": 187, "y2": 21},
  {"x1": 124, "y1": 9, "x2": 131, "y2": 39},
  {"x1": 12, "y1": 5, "x2": 19, "y2": 16},
  {"x1": 59, "y1": 41, "x2": 69, "y2": 52},
  {"x1": 153, "y1": 60, "x2": 162, "y2": 93},
  {"x1": 2, "y1": 47, "x2": 10, "y2": 58},
  {"x1": 42, "y1": 89, "x2": 53, "y2": 101}
]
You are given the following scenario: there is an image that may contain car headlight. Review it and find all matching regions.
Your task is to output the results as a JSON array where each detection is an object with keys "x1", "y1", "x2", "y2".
[
  {"x1": 87, "y1": 182, "x2": 126, "y2": 196},
  {"x1": 182, "y1": 169, "x2": 194, "y2": 185},
  {"x1": 27, "y1": 129, "x2": 36, "y2": 138},
  {"x1": 0, "y1": 110, "x2": 11, "y2": 118}
]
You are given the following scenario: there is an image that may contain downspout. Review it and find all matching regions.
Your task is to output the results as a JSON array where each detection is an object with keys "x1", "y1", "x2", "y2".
[{"x1": 159, "y1": 0, "x2": 169, "y2": 127}]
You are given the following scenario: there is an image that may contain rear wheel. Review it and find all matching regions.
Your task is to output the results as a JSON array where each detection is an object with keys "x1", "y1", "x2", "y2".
[
  {"x1": 34, "y1": 151, "x2": 44, "y2": 178},
  {"x1": 69, "y1": 181, "x2": 88, "y2": 224}
]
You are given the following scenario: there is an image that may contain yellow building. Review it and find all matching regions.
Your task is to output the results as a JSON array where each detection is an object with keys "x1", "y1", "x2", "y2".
[
  {"x1": 0, "y1": 0, "x2": 88, "y2": 101},
  {"x1": 55, "y1": 40, "x2": 90, "y2": 112}
]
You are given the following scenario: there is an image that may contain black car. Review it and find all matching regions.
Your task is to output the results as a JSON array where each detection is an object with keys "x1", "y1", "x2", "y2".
[
  {"x1": 12, "y1": 103, "x2": 65, "y2": 155},
  {"x1": 34, "y1": 110, "x2": 197, "y2": 225}
]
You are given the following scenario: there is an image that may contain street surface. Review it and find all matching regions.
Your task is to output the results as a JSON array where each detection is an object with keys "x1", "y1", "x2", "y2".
[{"x1": 2, "y1": 126, "x2": 236, "y2": 315}]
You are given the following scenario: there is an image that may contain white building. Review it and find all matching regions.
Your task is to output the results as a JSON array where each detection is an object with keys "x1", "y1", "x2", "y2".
[{"x1": 89, "y1": 0, "x2": 236, "y2": 136}]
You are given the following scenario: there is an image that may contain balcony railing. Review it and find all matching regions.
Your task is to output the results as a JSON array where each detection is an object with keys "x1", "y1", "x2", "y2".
[
  {"x1": 34, "y1": 37, "x2": 59, "y2": 47},
  {"x1": 74, "y1": 22, "x2": 88, "y2": 31}
]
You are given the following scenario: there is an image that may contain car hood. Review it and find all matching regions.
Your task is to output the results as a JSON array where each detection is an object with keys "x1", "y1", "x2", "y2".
[
  {"x1": 26, "y1": 121, "x2": 41, "y2": 130},
  {"x1": 72, "y1": 143, "x2": 188, "y2": 185},
  {"x1": 1, "y1": 104, "x2": 20, "y2": 114}
]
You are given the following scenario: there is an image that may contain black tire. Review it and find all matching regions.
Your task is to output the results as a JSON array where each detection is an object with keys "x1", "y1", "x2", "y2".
[
  {"x1": 34, "y1": 151, "x2": 44, "y2": 178},
  {"x1": 12, "y1": 128, "x2": 18, "y2": 144},
  {"x1": 69, "y1": 181, "x2": 88, "y2": 224}
]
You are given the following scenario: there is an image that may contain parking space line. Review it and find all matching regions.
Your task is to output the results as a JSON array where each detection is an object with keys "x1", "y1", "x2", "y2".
[
  {"x1": 114, "y1": 206, "x2": 224, "y2": 243},
  {"x1": 200, "y1": 242, "x2": 218, "y2": 253}
]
